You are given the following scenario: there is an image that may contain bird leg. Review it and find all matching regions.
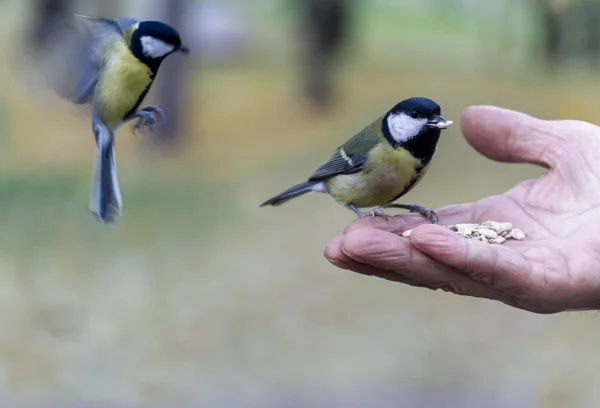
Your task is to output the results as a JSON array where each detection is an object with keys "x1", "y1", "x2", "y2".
[
  {"x1": 345, "y1": 204, "x2": 387, "y2": 218},
  {"x1": 385, "y1": 203, "x2": 439, "y2": 224},
  {"x1": 131, "y1": 105, "x2": 166, "y2": 134}
]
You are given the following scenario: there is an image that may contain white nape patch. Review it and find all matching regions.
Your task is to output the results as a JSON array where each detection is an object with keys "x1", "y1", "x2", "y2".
[
  {"x1": 386, "y1": 113, "x2": 427, "y2": 143},
  {"x1": 140, "y1": 35, "x2": 175, "y2": 59},
  {"x1": 339, "y1": 148, "x2": 354, "y2": 166},
  {"x1": 311, "y1": 182, "x2": 327, "y2": 193}
]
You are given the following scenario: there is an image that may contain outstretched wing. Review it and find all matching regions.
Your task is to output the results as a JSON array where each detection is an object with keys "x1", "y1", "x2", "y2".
[
  {"x1": 57, "y1": 15, "x2": 128, "y2": 104},
  {"x1": 20, "y1": 14, "x2": 127, "y2": 105},
  {"x1": 308, "y1": 119, "x2": 382, "y2": 181}
]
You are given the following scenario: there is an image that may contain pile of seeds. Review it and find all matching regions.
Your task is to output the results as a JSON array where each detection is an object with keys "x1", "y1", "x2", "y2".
[{"x1": 401, "y1": 220, "x2": 525, "y2": 244}]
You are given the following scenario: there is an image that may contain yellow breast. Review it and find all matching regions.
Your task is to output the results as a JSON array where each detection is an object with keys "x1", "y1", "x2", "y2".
[
  {"x1": 325, "y1": 143, "x2": 425, "y2": 208},
  {"x1": 95, "y1": 42, "x2": 152, "y2": 129}
]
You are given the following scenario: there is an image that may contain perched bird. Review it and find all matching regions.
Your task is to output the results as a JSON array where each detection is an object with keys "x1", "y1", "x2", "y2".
[
  {"x1": 260, "y1": 97, "x2": 452, "y2": 223},
  {"x1": 23, "y1": 14, "x2": 189, "y2": 223}
]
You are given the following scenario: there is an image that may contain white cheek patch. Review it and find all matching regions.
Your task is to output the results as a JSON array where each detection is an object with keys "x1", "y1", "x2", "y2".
[
  {"x1": 140, "y1": 35, "x2": 175, "y2": 58},
  {"x1": 386, "y1": 113, "x2": 427, "y2": 143}
]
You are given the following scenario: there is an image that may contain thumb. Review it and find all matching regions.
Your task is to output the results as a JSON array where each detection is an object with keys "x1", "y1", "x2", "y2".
[{"x1": 460, "y1": 105, "x2": 570, "y2": 169}]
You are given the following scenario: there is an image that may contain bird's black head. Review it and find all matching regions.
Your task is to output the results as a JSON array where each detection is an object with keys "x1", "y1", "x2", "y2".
[
  {"x1": 382, "y1": 97, "x2": 452, "y2": 162},
  {"x1": 129, "y1": 21, "x2": 189, "y2": 71},
  {"x1": 390, "y1": 97, "x2": 442, "y2": 120}
]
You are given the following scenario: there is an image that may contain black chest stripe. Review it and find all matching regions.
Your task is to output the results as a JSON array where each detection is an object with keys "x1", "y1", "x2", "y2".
[{"x1": 123, "y1": 81, "x2": 153, "y2": 121}]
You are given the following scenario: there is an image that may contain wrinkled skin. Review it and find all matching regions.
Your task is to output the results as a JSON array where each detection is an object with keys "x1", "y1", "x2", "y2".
[{"x1": 325, "y1": 105, "x2": 600, "y2": 314}]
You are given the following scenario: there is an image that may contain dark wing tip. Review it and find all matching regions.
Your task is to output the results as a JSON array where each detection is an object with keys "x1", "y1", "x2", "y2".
[{"x1": 259, "y1": 197, "x2": 277, "y2": 207}]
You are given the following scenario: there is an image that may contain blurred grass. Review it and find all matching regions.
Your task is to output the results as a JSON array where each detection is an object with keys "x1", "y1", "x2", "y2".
[
  {"x1": 0, "y1": 1, "x2": 599, "y2": 407},
  {"x1": 0, "y1": 174, "x2": 239, "y2": 255}
]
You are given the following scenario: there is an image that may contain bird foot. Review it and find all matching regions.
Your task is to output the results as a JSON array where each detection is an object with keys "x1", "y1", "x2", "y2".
[
  {"x1": 345, "y1": 204, "x2": 387, "y2": 218},
  {"x1": 132, "y1": 106, "x2": 165, "y2": 135},
  {"x1": 386, "y1": 203, "x2": 439, "y2": 224}
]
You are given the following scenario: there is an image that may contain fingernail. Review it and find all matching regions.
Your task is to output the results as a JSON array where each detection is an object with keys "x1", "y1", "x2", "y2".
[{"x1": 327, "y1": 258, "x2": 351, "y2": 270}]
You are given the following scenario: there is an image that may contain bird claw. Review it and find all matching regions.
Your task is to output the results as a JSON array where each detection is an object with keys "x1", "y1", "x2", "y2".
[
  {"x1": 418, "y1": 209, "x2": 439, "y2": 224},
  {"x1": 141, "y1": 105, "x2": 166, "y2": 124},
  {"x1": 386, "y1": 203, "x2": 439, "y2": 224},
  {"x1": 345, "y1": 204, "x2": 387, "y2": 218},
  {"x1": 132, "y1": 106, "x2": 165, "y2": 135},
  {"x1": 363, "y1": 208, "x2": 386, "y2": 218}
]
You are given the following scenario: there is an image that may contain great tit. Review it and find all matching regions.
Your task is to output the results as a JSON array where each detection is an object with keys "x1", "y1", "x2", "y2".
[
  {"x1": 27, "y1": 14, "x2": 189, "y2": 223},
  {"x1": 260, "y1": 97, "x2": 452, "y2": 223}
]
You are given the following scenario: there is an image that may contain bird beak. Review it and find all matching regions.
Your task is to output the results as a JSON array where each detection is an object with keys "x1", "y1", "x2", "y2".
[
  {"x1": 427, "y1": 115, "x2": 453, "y2": 129},
  {"x1": 179, "y1": 45, "x2": 190, "y2": 55}
]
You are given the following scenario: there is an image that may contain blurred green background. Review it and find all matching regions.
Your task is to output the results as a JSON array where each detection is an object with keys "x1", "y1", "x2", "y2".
[{"x1": 0, "y1": 0, "x2": 600, "y2": 407}]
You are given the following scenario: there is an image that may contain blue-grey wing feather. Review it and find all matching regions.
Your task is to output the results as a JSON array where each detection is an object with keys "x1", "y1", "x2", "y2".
[
  {"x1": 308, "y1": 124, "x2": 380, "y2": 181},
  {"x1": 65, "y1": 15, "x2": 126, "y2": 103},
  {"x1": 36, "y1": 14, "x2": 126, "y2": 104},
  {"x1": 308, "y1": 148, "x2": 368, "y2": 181},
  {"x1": 114, "y1": 17, "x2": 139, "y2": 31}
]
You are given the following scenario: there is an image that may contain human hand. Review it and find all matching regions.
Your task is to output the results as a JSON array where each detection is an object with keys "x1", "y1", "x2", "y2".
[{"x1": 325, "y1": 105, "x2": 600, "y2": 314}]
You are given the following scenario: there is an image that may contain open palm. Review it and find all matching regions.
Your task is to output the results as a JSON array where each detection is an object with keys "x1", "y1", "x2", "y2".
[{"x1": 325, "y1": 106, "x2": 600, "y2": 313}]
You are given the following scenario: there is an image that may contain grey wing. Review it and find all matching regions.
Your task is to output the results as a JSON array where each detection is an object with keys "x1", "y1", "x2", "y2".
[
  {"x1": 308, "y1": 147, "x2": 368, "y2": 181},
  {"x1": 24, "y1": 14, "x2": 126, "y2": 104},
  {"x1": 114, "y1": 17, "x2": 140, "y2": 32},
  {"x1": 308, "y1": 127, "x2": 379, "y2": 181},
  {"x1": 61, "y1": 15, "x2": 127, "y2": 104}
]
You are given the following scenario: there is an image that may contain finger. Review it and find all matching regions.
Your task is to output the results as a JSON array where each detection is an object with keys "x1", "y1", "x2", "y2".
[
  {"x1": 461, "y1": 105, "x2": 568, "y2": 169},
  {"x1": 325, "y1": 236, "x2": 433, "y2": 288},
  {"x1": 337, "y1": 228, "x2": 519, "y2": 305},
  {"x1": 343, "y1": 203, "x2": 476, "y2": 235},
  {"x1": 408, "y1": 224, "x2": 535, "y2": 296}
]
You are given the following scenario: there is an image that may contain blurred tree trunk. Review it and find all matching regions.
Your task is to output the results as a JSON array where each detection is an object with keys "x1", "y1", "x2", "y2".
[
  {"x1": 295, "y1": 0, "x2": 353, "y2": 112},
  {"x1": 152, "y1": 0, "x2": 187, "y2": 148},
  {"x1": 29, "y1": 0, "x2": 72, "y2": 50},
  {"x1": 582, "y1": 0, "x2": 600, "y2": 67},
  {"x1": 536, "y1": 0, "x2": 562, "y2": 68}
]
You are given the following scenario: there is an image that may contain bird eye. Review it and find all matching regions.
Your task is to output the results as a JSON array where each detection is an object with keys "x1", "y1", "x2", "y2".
[{"x1": 410, "y1": 110, "x2": 419, "y2": 119}]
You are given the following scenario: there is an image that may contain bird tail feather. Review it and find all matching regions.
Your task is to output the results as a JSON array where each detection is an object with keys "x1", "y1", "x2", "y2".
[
  {"x1": 260, "y1": 181, "x2": 321, "y2": 207},
  {"x1": 89, "y1": 112, "x2": 122, "y2": 223}
]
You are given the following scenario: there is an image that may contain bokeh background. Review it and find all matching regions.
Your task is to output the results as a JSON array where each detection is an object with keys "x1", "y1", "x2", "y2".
[{"x1": 0, "y1": 0, "x2": 599, "y2": 407}]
